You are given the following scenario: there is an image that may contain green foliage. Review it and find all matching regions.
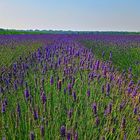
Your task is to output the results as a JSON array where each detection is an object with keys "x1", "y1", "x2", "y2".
[
  {"x1": 82, "y1": 40, "x2": 140, "y2": 80},
  {"x1": 0, "y1": 43, "x2": 42, "y2": 67},
  {"x1": 0, "y1": 36, "x2": 139, "y2": 139}
]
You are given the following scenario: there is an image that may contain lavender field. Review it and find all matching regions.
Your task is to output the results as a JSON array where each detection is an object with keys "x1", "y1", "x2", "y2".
[{"x1": 0, "y1": 34, "x2": 140, "y2": 140}]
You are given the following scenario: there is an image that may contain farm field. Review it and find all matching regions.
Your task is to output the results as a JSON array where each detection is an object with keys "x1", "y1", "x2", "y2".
[{"x1": 0, "y1": 34, "x2": 140, "y2": 140}]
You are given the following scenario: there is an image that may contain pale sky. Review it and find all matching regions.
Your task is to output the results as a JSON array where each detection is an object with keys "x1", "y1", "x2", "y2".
[{"x1": 0, "y1": 0, "x2": 140, "y2": 31}]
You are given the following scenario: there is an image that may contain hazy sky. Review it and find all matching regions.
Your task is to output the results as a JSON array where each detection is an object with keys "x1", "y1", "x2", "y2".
[{"x1": 0, "y1": 0, "x2": 140, "y2": 31}]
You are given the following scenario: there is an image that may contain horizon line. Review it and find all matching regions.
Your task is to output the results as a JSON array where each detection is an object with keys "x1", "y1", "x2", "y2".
[{"x1": 0, "y1": 27, "x2": 140, "y2": 33}]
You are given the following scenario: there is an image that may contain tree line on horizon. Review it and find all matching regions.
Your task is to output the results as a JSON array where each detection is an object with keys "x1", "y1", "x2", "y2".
[{"x1": 0, "y1": 28, "x2": 140, "y2": 35}]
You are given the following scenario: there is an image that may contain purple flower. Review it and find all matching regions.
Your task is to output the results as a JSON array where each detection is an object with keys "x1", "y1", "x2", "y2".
[
  {"x1": 5, "y1": 79, "x2": 10, "y2": 87},
  {"x1": 41, "y1": 94, "x2": 47, "y2": 104},
  {"x1": 1, "y1": 103, "x2": 6, "y2": 113},
  {"x1": 106, "y1": 83, "x2": 110, "y2": 96},
  {"x1": 120, "y1": 101, "x2": 125, "y2": 111},
  {"x1": 95, "y1": 60, "x2": 100, "y2": 70},
  {"x1": 37, "y1": 48, "x2": 41, "y2": 60},
  {"x1": 72, "y1": 77, "x2": 75, "y2": 86},
  {"x1": 103, "y1": 67, "x2": 107, "y2": 77},
  {"x1": 110, "y1": 74, "x2": 114, "y2": 82},
  {"x1": 92, "y1": 103, "x2": 97, "y2": 115},
  {"x1": 60, "y1": 125, "x2": 66, "y2": 137},
  {"x1": 127, "y1": 87, "x2": 131, "y2": 94},
  {"x1": 14, "y1": 81, "x2": 17, "y2": 90},
  {"x1": 111, "y1": 66, "x2": 115, "y2": 72},
  {"x1": 128, "y1": 80, "x2": 134, "y2": 87},
  {"x1": 67, "y1": 132, "x2": 71, "y2": 140},
  {"x1": 124, "y1": 133, "x2": 127, "y2": 140},
  {"x1": 4, "y1": 98, "x2": 8, "y2": 106},
  {"x1": 30, "y1": 131, "x2": 35, "y2": 140},
  {"x1": 121, "y1": 117, "x2": 126, "y2": 128},
  {"x1": 58, "y1": 58, "x2": 61, "y2": 65},
  {"x1": 132, "y1": 88, "x2": 137, "y2": 97},
  {"x1": 40, "y1": 125, "x2": 45, "y2": 137},
  {"x1": 50, "y1": 76, "x2": 54, "y2": 85},
  {"x1": 74, "y1": 132, "x2": 78, "y2": 140},
  {"x1": 41, "y1": 78, "x2": 44, "y2": 87},
  {"x1": 72, "y1": 91, "x2": 76, "y2": 101},
  {"x1": 102, "y1": 51, "x2": 105, "y2": 58},
  {"x1": 24, "y1": 89, "x2": 29, "y2": 100},
  {"x1": 33, "y1": 109, "x2": 38, "y2": 120},
  {"x1": 68, "y1": 109, "x2": 73, "y2": 119},
  {"x1": 128, "y1": 67, "x2": 132, "y2": 73},
  {"x1": 87, "y1": 89, "x2": 90, "y2": 97},
  {"x1": 64, "y1": 88, "x2": 67, "y2": 94},
  {"x1": 133, "y1": 107, "x2": 137, "y2": 115},
  {"x1": 107, "y1": 103, "x2": 112, "y2": 114},
  {"x1": 97, "y1": 74, "x2": 101, "y2": 81},
  {"x1": 95, "y1": 116, "x2": 100, "y2": 126},
  {"x1": 17, "y1": 103, "x2": 21, "y2": 117},
  {"x1": 0, "y1": 86, "x2": 4, "y2": 93}
]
